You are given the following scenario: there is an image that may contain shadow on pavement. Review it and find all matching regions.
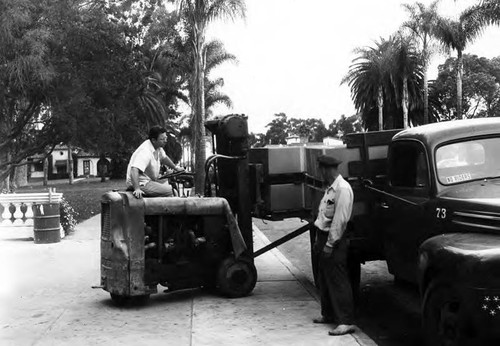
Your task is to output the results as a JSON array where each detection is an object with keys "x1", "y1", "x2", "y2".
[
  {"x1": 356, "y1": 277, "x2": 424, "y2": 346},
  {"x1": 94, "y1": 287, "x2": 203, "y2": 309}
]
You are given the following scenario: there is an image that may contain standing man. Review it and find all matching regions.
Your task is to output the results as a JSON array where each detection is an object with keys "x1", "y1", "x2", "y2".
[
  {"x1": 312, "y1": 155, "x2": 355, "y2": 336},
  {"x1": 126, "y1": 126, "x2": 183, "y2": 199}
]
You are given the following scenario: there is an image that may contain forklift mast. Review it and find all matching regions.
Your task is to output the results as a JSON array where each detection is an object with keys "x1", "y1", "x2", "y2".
[{"x1": 205, "y1": 114, "x2": 253, "y2": 256}]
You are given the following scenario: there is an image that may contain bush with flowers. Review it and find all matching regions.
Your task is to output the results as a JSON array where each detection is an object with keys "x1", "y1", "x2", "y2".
[{"x1": 60, "y1": 197, "x2": 78, "y2": 235}]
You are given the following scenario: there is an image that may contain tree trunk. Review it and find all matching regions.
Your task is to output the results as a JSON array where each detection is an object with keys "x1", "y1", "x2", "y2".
[
  {"x1": 14, "y1": 162, "x2": 28, "y2": 188},
  {"x1": 402, "y1": 75, "x2": 409, "y2": 129},
  {"x1": 422, "y1": 38, "x2": 429, "y2": 125},
  {"x1": 423, "y1": 63, "x2": 429, "y2": 124},
  {"x1": 43, "y1": 157, "x2": 48, "y2": 186},
  {"x1": 377, "y1": 85, "x2": 384, "y2": 131},
  {"x1": 189, "y1": 135, "x2": 195, "y2": 171},
  {"x1": 456, "y1": 50, "x2": 463, "y2": 120},
  {"x1": 68, "y1": 144, "x2": 74, "y2": 184},
  {"x1": 193, "y1": 31, "x2": 206, "y2": 194},
  {"x1": 4, "y1": 152, "x2": 11, "y2": 192}
]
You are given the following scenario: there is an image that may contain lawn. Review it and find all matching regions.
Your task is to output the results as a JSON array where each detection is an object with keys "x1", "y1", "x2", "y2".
[{"x1": 18, "y1": 178, "x2": 125, "y2": 223}]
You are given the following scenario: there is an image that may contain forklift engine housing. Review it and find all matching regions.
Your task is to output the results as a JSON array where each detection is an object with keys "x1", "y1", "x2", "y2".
[{"x1": 99, "y1": 114, "x2": 256, "y2": 304}]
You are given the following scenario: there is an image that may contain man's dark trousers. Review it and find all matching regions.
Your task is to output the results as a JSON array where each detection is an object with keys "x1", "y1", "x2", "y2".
[{"x1": 314, "y1": 229, "x2": 355, "y2": 324}]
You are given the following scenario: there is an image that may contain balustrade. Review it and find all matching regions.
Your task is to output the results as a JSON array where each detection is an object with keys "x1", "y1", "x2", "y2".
[{"x1": 0, "y1": 189, "x2": 63, "y2": 228}]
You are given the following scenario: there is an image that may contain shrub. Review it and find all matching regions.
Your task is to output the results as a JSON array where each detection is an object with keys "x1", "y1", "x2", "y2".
[{"x1": 60, "y1": 197, "x2": 78, "y2": 236}]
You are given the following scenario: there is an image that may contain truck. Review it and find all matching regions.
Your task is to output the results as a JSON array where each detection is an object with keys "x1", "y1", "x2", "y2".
[{"x1": 249, "y1": 117, "x2": 500, "y2": 345}]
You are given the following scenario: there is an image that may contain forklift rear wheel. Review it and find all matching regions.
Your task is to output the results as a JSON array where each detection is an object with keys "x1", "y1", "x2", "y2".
[{"x1": 216, "y1": 257, "x2": 257, "y2": 298}]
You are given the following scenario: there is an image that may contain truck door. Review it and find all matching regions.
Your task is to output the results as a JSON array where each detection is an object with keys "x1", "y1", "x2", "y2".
[{"x1": 381, "y1": 140, "x2": 435, "y2": 283}]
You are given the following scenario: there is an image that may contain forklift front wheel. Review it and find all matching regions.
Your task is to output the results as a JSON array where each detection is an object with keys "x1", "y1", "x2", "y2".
[{"x1": 216, "y1": 257, "x2": 257, "y2": 298}]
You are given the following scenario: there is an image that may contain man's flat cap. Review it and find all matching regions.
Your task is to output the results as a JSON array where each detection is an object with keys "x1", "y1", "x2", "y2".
[{"x1": 317, "y1": 155, "x2": 342, "y2": 167}]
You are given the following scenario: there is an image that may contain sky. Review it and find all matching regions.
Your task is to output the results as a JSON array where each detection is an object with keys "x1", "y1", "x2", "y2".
[{"x1": 204, "y1": 0, "x2": 500, "y2": 133}]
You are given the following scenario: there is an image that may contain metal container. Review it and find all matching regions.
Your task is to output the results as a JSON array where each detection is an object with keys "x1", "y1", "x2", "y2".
[{"x1": 32, "y1": 203, "x2": 61, "y2": 244}]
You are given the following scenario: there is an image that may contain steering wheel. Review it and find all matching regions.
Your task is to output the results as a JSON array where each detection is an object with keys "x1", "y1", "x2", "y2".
[{"x1": 159, "y1": 170, "x2": 195, "y2": 196}]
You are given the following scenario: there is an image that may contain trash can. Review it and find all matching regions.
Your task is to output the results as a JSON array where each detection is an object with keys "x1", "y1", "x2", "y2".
[{"x1": 32, "y1": 203, "x2": 61, "y2": 244}]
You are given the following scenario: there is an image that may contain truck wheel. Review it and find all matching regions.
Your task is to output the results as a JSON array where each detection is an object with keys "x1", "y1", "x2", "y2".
[
  {"x1": 216, "y1": 257, "x2": 257, "y2": 298},
  {"x1": 423, "y1": 285, "x2": 463, "y2": 346}
]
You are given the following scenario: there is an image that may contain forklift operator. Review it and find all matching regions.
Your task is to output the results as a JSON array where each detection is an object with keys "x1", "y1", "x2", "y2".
[{"x1": 126, "y1": 126, "x2": 183, "y2": 199}]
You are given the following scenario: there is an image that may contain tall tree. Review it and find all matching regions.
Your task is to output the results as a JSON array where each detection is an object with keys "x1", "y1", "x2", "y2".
[
  {"x1": 402, "y1": 0, "x2": 441, "y2": 124},
  {"x1": 434, "y1": 3, "x2": 500, "y2": 119},
  {"x1": 179, "y1": 38, "x2": 237, "y2": 116},
  {"x1": 336, "y1": 114, "x2": 363, "y2": 138},
  {"x1": 342, "y1": 38, "x2": 395, "y2": 130},
  {"x1": 0, "y1": 0, "x2": 63, "y2": 184},
  {"x1": 265, "y1": 113, "x2": 288, "y2": 145},
  {"x1": 430, "y1": 54, "x2": 500, "y2": 120},
  {"x1": 391, "y1": 33, "x2": 423, "y2": 129},
  {"x1": 203, "y1": 40, "x2": 237, "y2": 116},
  {"x1": 175, "y1": 0, "x2": 246, "y2": 193}
]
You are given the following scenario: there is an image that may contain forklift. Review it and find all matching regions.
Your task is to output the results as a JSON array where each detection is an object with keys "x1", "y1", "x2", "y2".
[{"x1": 97, "y1": 114, "x2": 257, "y2": 304}]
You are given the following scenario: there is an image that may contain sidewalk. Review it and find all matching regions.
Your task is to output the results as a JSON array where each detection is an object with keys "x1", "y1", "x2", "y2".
[{"x1": 0, "y1": 215, "x2": 376, "y2": 346}]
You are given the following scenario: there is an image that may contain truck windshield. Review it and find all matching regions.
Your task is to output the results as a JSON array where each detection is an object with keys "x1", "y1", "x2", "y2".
[{"x1": 436, "y1": 137, "x2": 500, "y2": 185}]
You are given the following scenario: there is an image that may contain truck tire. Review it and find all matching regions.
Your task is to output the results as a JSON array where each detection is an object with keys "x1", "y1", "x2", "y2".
[
  {"x1": 423, "y1": 284, "x2": 463, "y2": 346},
  {"x1": 216, "y1": 256, "x2": 257, "y2": 298}
]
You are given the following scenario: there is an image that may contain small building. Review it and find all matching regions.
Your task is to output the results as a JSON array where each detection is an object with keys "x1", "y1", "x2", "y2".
[{"x1": 27, "y1": 145, "x2": 110, "y2": 180}]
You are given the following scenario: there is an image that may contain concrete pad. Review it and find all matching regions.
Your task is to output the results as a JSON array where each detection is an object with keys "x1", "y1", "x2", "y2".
[
  {"x1": 36, "y1": 295, "x2": 193, "y2": 345},
  {"x1": 192, "y1": 300, "x2": 359, "y2": 346},
  {"x1": 254, "y1": 253, "x2": 296, "y2": 281},
  {"x1": 0, "y1": 214, "x2": 376, "y2": 346}
]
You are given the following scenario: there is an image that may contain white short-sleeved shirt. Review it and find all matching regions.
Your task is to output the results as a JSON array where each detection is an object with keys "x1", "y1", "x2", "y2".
[
  {"x1": 314, "y1": 174, "x2": 354, "y2": 246},
  {"x1": 126, "y1": 139, "x2": 167, "y2": 187}
]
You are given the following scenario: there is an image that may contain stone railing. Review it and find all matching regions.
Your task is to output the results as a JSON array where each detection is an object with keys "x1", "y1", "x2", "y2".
[{"x1": 0, "y1": 189, "x2": 63, "y2": 228}]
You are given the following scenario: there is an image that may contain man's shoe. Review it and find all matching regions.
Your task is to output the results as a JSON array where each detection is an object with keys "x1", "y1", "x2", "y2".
[
  {"x1": 328, "y1": 324, "x2": 355, "y2": 335},
  {"x1": 312, "y1": 316, "x2": 334, "y2": 324}
]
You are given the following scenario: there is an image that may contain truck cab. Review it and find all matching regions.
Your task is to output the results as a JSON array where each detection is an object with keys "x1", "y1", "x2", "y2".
[{"x1": 375, "y1": 118, "x2": 500, "y2": 344}]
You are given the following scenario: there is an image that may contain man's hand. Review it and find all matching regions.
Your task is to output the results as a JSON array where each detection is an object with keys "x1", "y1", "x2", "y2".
[
  {"x1": 174, "y1": 166, "x2": 185, "y2": 173},
  {"x1": 133, "y1": 188, "x2": 144, "y2": 199},
  {"x1": 322, "y1": 244, "x2": 333, "y2": 258}
]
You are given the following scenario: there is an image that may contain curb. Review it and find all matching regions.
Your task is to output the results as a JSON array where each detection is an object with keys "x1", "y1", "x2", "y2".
[{"x1": 252, "y1": 224, "x2": 378, "y2": 346}]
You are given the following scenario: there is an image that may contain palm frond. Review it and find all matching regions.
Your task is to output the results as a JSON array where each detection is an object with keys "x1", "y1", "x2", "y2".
[{"x1": 206, "y1": 0, "x2": 246, "y2": 24}]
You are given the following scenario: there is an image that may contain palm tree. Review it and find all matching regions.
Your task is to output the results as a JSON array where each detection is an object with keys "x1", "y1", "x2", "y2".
[
  {"x1": 391, "y1": 33, "x2": 424, "y2": 129},
  {"x1": 205, "y1": 77, "x2": 233, "y2": 117},
  {"x1": 185, "y1": 39, "x2": 237, "y2": 116},
  {"x1": 176, "y1": 38, "x2": 237, "y2": 169},
  {"x1": 342, "y1": 38, "x2": 394, "y2": 130},
  {"x1": 136, "y1": 8, "x2": 189, "y2": 131},
  {"x1": 434, "y1": 3, "x2": 500, "y2": 119},
  {"x1": 401, "y1": 0, "x2": 441, "y2": 124},
  {"x1": 175, "y1": 0, "x2": 246, "y2": 193}
]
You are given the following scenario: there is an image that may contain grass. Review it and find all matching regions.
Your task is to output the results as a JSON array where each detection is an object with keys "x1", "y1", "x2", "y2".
[{"x1": 18, "y1": 178, "x2": 125, "y2": 223}]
